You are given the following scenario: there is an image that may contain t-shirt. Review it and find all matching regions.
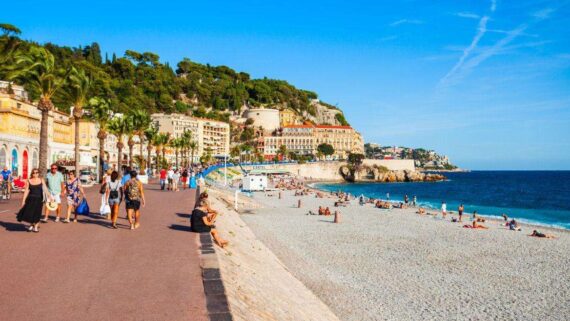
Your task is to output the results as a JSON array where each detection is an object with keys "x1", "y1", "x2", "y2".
[
  {"x1": 1, "y1": 169, "x2": 11, "y2": 180},
  {"x1": 46, "y1": 171, "x2": 64, "y2": 194},
  {"x1": 191, "y1": 208, "x2": 211, "y2": 233},
  {"x1": 159, "y1": 169, "x2": 167, "y2": 180},
  {"x1": 108, "y1": 181, "x2": 122, "y2": 199},
  {"x1": 167, "y1": 170, "x2": 174, "y2": 179},
  {"x1": 120, "y1": 174, "x2": 131, "y2": 185},
  {"x1": 442, "y1": 203, "x2": 447, "y2": 212}
]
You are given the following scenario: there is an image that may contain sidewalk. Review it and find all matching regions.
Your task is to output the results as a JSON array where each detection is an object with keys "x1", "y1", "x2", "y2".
[{"x1": 0, "y1": 181, "x2": 208, "y2": 321}]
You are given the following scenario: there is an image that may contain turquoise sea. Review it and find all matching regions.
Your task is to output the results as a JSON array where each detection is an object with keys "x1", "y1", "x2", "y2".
[{"x1": 315, "y1": 171, "x2": 570, "y2": 230}]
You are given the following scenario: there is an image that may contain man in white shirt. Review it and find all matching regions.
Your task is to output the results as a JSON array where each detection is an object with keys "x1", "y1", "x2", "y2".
[
  {"x1": 441, "y1": 201, "x2": 447, "y2": 219},
  {"x1": 167, "y1": 167, "x2": 174, "y2": 191}
]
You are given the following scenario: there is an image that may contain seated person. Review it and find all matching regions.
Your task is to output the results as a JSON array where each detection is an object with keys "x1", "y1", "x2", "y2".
[
  {"x1": 472, "y1": 211, "x2": 486, "y2": 222},
  {"x1": 529, "y1": 230, "x2": 557, "y2": 239},
  {"x1": 324, "y1": 207, "x2": 331, "y2": 216},
  {"x1": 508, "y1": 219, "x2": 521, "y2": 231},
  {"x1": 416, "y1": 208, "x2": 426, "y2": 215},
  {"x1": 472, "y1": 220, "x2": 488, "y2": 229},
  {"x1": 191, "y1": 199, "x2": 228, "y2": 248},
  {"x1": 318, "y1": 206, "x2": 325, "y2": 215}
]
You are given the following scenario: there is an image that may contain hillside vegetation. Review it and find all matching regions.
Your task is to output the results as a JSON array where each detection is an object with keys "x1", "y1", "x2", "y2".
[{"x1": 1, "y1": 29, "x2": 331, "y2": 122}]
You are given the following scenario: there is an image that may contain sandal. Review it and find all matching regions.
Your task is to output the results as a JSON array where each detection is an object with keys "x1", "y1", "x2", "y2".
[
  {"x1": 33, "y1": 226, "x2": 39, "y2": 233},
  {"x1": 27, "y1": 226, "x2": 34, "y2": 232},
  {"x1": 62, "y1": 219, "x2": 70, "y2": 223}
]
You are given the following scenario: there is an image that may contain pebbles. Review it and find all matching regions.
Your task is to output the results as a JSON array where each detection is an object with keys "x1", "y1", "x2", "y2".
[{"x1": 243, "y1": 191, "x2": 570, "y2": 321}]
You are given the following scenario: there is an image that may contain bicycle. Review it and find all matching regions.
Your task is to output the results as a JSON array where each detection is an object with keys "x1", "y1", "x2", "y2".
[{"x1": 0, "y1": 181, "x2": 10, "y2": 200}]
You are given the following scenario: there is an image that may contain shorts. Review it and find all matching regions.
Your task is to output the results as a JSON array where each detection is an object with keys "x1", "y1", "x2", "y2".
[
  {"x1": 126, "y1": 199, "x2": 141, "y2": 210},
  {"x1": 108, "y1": 198, "x2": 120, "y2": 206},
  {"x1": 50, "y1": 192, "x2": 62, "y2": 204}
]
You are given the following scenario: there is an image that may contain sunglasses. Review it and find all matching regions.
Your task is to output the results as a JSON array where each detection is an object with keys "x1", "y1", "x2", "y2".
[{"x1": 32, "y1": 171, "x2": 39, "y2": 174}]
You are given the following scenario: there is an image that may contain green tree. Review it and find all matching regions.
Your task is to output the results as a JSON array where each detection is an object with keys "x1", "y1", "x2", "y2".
[
  {"x1": 68, "y1": 67, "x2": 91, "y2": 175},
  {"x1": 9, "y1": 46, "x2": 69, "y2": 174},
  {"x1": 348, "y1": 153, "x2": 365, "y2": 166},
  {"x1": 143, "y1": 123, "x2": 159, "y2": 174},
  {"x1": 128, "y1": 108, "x2": 151, "y2": 171},
  {"x1": 107, "y1": 116, "x2": 129, "y2": 173},
  {"x1": 86, "y1": 97, "x2": 112, "y2": 181},
  {"x1": 317, "y1": 143, "x2": 335, "y2": 159}
]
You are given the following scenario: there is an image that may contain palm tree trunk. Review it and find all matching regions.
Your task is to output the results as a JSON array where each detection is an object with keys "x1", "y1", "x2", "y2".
[
  {"x1": 128, "y1": 143, "x2": 133, "y2": 167},
  {"x1": 99, "y1": 137, "x2": 105, "y2": 182},
  {"x1": 190, "y1": 149, "x2": 195, "y2": 168},
  {"x1": 175, "y1": 149, "x2": 179, "y2": 168},
  {"x1": 139, "y1": 136, "x2": 144, "y2": 173},
  {"x1": 147, "y1": 146, "x2": 152, "y2": 175},
  {"x1": 74, "y1": 117, "x2": 80, "y2": 176},
  {"x1": 156, "y1": 147, "x2": 161, "y2": 169},
  {"x1": 117, "y1": 144, "x2": 123, "y2": 176},
  {"x1": 38, "y1": 109, "x2": 49, "y2": 175}
]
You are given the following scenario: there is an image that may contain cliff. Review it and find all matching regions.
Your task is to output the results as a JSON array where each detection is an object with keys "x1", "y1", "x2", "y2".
[{"x1": 339, "y1": 164, "x2": 446, "y2": 183}]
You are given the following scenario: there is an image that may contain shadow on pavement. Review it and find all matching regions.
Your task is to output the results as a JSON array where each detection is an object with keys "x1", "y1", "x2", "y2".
[
  {"x1": 176, "y1": 213, "x2": 190, "y2": 218},
  {"x1": 169, "y1": 224, "x2": 192, "y2": 232},
  {"x1": 0, "y1": 220, "x2": 28, "y2": 232}
]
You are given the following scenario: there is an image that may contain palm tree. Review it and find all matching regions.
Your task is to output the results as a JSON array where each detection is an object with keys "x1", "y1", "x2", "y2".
[
  {"x1": 169, "y1": 137, "x2": 182, "y2": 168},
  {"x1": 86, "y1": 97, "x2": 112, "y2": 181},
  {"x1": 154, "y1": 133, "x2": 170, "y2": 168},
  {"x1": 0, "y1": 24, "x2": 21, "y2": 75},
  {"x1": 144, "y1": 124, "x2": 158, "y2": 174},
  {"x1": 180, "y1": 130, "x2": 193, "y2": 167},
  {"x1": 189, "y1": 141, "x2": 198, "y2": 168},
  {"x1": 107, "y1": 116, "x2": 129, "y2": 174},
  {"x1": 123, "y1": 115, "x2": 136, "y2": 167},
  {"x1": 129, "y1": 109, "x2": 150, "y2": 173},
  {"x1": 68, "y1": 67, "x2": 91, "y2": 176},
  {"x1": 278, "y1": 145, "x2": 288, "y2": 161},
  {"x1": 9, "y1": 46, "x2": 69, "y2": 174}
]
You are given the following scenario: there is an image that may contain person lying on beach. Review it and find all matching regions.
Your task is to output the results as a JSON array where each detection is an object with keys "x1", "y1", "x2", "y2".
[
  {"x1": 529, "y1": 230, "x2": 557, "y2": 239},
  {"x1": 464, "y1": 220, "x2": 488, "y2": 229},
  {"x1": 316, "y1": 192, "x2": 324, "y2": 198},
  {"x1": 416, "y1": 208, "x2": 426, "y2": 215}
]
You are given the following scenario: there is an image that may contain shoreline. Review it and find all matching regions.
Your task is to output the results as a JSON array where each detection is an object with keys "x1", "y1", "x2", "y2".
[
  {"x1": 308, "y1": 181, "x2": 570, "y2": 232},
  {"x1": 235, "y1": 186, "x2": 570, "y2": 321}
]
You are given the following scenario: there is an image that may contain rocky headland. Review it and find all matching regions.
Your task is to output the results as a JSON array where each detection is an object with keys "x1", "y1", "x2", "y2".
[{"x1": 339, "y1": 164, "x2": 446, "y2": 183}]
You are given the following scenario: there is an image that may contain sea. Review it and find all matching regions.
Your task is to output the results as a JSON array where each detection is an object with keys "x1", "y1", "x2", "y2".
[{"x1": 315, "y1": 171, "x2": 570, "y2": 230}]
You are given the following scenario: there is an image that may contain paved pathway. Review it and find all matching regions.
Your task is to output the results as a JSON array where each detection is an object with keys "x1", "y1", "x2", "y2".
[{"x1": 0, "y1": 181, "x2": 208, "y2": 321}]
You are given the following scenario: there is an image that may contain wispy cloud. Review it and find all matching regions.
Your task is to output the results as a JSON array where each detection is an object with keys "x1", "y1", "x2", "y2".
[
  {"x1": 455, "y1": 12, "x2": 480, "y2": 19},
  {"x1": 533, "y1": 8, "x2": 555, "y2": 20},
  {"x1": 439, "y1": 16, "x2": 489, "y2": 86},
  {"x1": 390, "y1": 19, "x2": 423, "y2": 27}
]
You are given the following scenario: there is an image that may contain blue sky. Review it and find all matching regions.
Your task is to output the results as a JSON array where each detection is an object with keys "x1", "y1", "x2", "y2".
[{"x1": 3, "y1": 0, "x2": 570, "y2": 169}]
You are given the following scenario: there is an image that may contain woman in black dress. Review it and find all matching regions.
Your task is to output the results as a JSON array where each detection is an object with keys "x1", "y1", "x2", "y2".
[
  {"x1": 17, "y1": 168, "x2": 49, "y2": 233},
  {"x1": 191, "y1": 198, "x2": 228, "y2": 248}
]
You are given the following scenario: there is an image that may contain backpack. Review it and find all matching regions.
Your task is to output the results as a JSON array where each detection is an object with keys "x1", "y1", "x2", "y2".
[
  {"x1": 125, "y1": 181, "x2": 140, "y2": 201},
  {"x1": 109, "y1": 181, "x2": 120, "y2": 199}
]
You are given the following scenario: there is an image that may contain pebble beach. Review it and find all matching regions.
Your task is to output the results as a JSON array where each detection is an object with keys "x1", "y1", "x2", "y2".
[{"x1": 240, "y1": 189, "x2": 570, "y2": 321}]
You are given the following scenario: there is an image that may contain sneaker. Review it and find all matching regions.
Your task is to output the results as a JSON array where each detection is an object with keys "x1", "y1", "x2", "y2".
[
  {"x1": 62, "y1": 219, "x2": 70, "y2": 223},
  {"x1": 40, "y1": 218, "x2": 48, "y2": 223},
  {"x1": 55, "y1": 217, "x2": 60, "y2": 223},
  {"x1": 73, "y1": 219, "x2": 78, "y2": 223}
]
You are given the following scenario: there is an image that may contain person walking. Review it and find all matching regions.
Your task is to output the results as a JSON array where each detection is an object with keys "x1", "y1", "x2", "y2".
[
  {"x1": 124, "y1": 170, "x2": 145, "y2": 230},
  {"x1": 167, "y1": 167, "x2": 174, "y2": 191},
  {"x1": 17, "y1": 168, "x2": 50, "y2": 232},
  {"x1": 404, "y1": 195, "x2": 409, "y2": 205},
  {"x1": 62, "y1": 171, "x2": 86, "y2": 223},
  {"x1": 413, "y1": 195, "x2": 417, "y2": 207},
  {"x1": 105, "y1": 170, "x2": 123, "y2": 229},
  {"x1": 172, "y1": 169, "x2": 180, "y2": 192},
  {"x1": 181, "y1": 168, "x2": 188, "y2": 190},
  {"x1": 458, "y1": 204, "x2": 464, "y2": 222},
  {"x1": 99, "y1": 169, "x2": 113, "y2": 218},
  {"x1": 42, "y1": 164, "x2": 65, "y2": 222},
  {"x1": 159, "y1": 167, "x2": 167, "y2": 190},
  {"x1": 441, "y1": 201, "x2": 447, "y2": 219},
  {"x1": 189, "y1": 171, "x2": 197, "y2": 189}
]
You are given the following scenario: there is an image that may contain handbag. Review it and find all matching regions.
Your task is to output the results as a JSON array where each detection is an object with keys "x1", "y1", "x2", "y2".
[
  {"x1": 100, "y1": 203, "x2": 111, "y2": 215},
  {"x1": 75, "y1": 198, "x2": 90, "y2": 215}
]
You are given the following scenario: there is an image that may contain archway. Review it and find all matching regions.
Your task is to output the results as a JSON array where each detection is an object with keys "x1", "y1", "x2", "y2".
[
  {"x1": 0, "y1": 146, "x2": 6, "y2": 168},
  {"x1": 22, "y1": 150, "x2": 29, "y2": 179},
  {"x1": 32, "y1": 150, "x2": 38, "y2": 168},
  {"x1": 11, "y1": 148, "x2": 18, "y2": 176}
]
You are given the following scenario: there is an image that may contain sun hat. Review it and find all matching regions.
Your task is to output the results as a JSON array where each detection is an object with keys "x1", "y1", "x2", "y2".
[{"x1": 46, "y1": 201, "x2": 58, "y2": 211}]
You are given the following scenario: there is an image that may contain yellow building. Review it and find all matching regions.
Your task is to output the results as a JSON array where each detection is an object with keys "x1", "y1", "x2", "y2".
[{"x1": 279, "y1": 108, "x2": 300, "y2": 127}]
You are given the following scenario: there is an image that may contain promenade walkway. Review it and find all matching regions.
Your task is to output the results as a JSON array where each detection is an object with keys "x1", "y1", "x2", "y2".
[{"x1": 0, "y1": 181, "x2": 208, "y2": 321}]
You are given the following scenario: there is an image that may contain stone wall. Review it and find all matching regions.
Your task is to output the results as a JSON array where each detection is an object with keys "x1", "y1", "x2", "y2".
[{"x1": 242, "y1": 159, "x2": 416, "y2": 181}]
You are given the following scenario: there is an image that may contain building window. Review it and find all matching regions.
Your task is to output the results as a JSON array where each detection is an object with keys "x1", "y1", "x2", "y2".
[{"x1": 0, "y1": 147, "x2": 6, "y2": 167}]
